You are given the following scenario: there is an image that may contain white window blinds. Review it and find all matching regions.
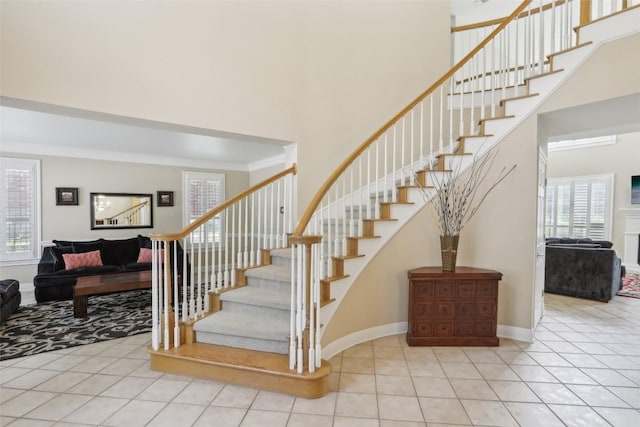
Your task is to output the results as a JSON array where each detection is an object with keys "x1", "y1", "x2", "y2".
[
  {"x1": 545, "y1": 174, "x2": 612, "y2": 240},
  {"x1": 1, "y1": 157, "x2": 41, "y2": 262},
  {"x1": 183, "y1": 171, "x2": 225, "y2": 244}
]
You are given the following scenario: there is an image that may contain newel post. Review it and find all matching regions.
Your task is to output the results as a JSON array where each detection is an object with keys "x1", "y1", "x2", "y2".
[
  {"x1": 580, "y1": 0, "x2": 592, "y2": 25},
  {"x1": 289, "y1": 235, "x2": 322, "y2": 372}
]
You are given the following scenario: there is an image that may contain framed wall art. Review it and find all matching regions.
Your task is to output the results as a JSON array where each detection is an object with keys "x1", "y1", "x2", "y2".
[
  {"x1": 56, "y1": 187, "x2": 78, "y2": 206},
  {"x1": 157, "y1": 191, "x2": 174, "y2": 207}
]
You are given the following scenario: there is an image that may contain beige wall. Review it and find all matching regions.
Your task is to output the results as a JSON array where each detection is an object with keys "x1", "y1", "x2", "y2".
[
  {"x1": 1, "y1": 153, "x2": 248, "y2": 284},
  {"x1": 1, "y1": 1, "x2": 451, "y2": 214},
  {"x1": 546, "y1": 132, "x2": 640, "y2": 253}
]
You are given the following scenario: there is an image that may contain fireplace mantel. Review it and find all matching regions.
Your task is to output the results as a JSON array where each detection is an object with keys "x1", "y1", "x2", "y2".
[{"x1": 621, "y1": 208, "x2": 640, "y2": 273}]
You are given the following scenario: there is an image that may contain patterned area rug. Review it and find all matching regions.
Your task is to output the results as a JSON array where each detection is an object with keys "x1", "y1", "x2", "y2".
[
  {"x1": 617, "y1": 272, "x2": 640, "y2": 299},
  {"x1": 0, "y1": 289, "x2": 152, "y2": 360}
]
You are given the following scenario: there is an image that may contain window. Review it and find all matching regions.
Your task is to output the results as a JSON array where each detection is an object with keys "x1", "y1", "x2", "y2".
[
  {"x1": 183, "y1": 171, "x2": 225, "y2": 244},
  {"x1": 545, "y1": 174, "x2": 613, "y2": 240},
  {"x1": 0, "y1": 157, "x2": 41, "y2": 263}
]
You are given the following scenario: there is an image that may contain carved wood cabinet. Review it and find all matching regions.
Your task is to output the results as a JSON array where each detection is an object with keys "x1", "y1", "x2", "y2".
[{"x1": 406, "y1": 266, "x2": 502, "y2": 346}]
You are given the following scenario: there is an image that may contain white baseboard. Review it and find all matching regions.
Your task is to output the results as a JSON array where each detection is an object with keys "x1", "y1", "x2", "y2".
[
  {"x1": 497, "y1": 324, "x2": 534, "y2": 343},
  {"x1": 322, "y1": 322, "x2": 408, "y2": 360},
  {"x1": 322, "y1": 322, "x2": 534, "y2": 359}
]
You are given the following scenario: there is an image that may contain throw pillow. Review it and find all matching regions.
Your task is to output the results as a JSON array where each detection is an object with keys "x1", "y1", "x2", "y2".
[
  {"x1": 137, "y1": 248, "x2": 164, "y2": 263},
  {"x1": 63, "y1": 250, "x2": 103, "y2": 270}
]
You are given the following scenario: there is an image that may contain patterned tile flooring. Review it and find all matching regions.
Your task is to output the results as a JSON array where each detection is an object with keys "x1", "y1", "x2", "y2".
[{"x1": 1, "y1": 292, "x2": 640, "y2": 426}]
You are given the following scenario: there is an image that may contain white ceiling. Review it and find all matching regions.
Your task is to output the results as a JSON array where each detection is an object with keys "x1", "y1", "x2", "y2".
[{"x1": 0, "y1": 100, "x2": 291, "y2": 172}]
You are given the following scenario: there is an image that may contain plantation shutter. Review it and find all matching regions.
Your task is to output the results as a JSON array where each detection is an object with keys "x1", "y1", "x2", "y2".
[
  {"x1": 0, "y1": 157, "x2": 41, "y2": 262},
  {"x1": 545, "y1": 174, "x2": 612, "y2": 240},
  {"x1": 183, "y1": 172, "x2": 225, "y2": 244}
]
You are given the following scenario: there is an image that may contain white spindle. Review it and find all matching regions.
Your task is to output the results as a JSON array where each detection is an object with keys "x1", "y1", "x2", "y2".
[
  {"x1": 459, "y1": 67, "x2": 464, "y2": 139},
  {"x1": 384, "y1": 134, "x2": 389, "y2": 202},
  {"x1": 250, "y1": 193, "x2": 255, "y2": 266},
  {"x1": 224, "y1": 209, "x2": 230, "y2": 289},
  {"x1": 276, "y1": 181, "x2": 282, "y2": 248},
  {"x1": 173, "y1": 241, "x2": 180, "y2": 348},
  {"x1": 550, "y1": 0, "x2": 557, "y2": 54},
  {"x1": 296, "y1": 244, "x2": 304, "y2": 374},
  {"x1": 439, "y1": 86, "x2": 444, "y2": 153},
  {"x1": 231, "y1": 204, "x2": 236, "y2": 286},
  {"x1": 289, "y1": 245, "x2": 296, "y2": 370},
  {"x1": 449, "y1": 76, "x2": 454, "y2": 150},
  {"x1": 152, "y1": 240, "x2": 159, "y2": 350},
  {"x1": 419, "y1": 101, "x2": 424, "y2": 166},
  {"x1": 539, "y1": 0, "x2": 545, "y2": 74}
]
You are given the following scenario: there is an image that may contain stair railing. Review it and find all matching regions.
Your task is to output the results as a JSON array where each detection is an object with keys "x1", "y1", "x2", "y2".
[
  {"x1": 150, "y1": 164, "x2": 297, "y2": 351},
  {"x1": 287, "y1": 0, "x2": 535, "y2": 374},
  {"x1": 452, "y1": 0, "x2": 637, "y2": 77}
]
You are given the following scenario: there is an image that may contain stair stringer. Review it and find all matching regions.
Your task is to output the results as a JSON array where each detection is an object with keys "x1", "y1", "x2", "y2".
[{"x1": 318, "y1": 7, "x2": 640, "y2": 354}]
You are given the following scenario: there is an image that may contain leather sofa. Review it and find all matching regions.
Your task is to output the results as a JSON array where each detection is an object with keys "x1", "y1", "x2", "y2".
[
  {"x1": 34, "y1": 235, "x2": 185, "y2": 303},
  {"x1": 545, "y1": 238, "x2": 623, "y2": 302},
  {"x1": 0, "y1": 279, "x2": 21, "y2": 323}
]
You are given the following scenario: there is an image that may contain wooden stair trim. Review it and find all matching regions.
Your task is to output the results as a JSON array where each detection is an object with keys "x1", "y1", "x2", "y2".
[
  {"x1": 322, "y1": 275, "x2": 349, "y2": 284},
  {"x1": 523, "y1": 68, "x2": 564, "y2": 82},
  {"x1": 499, "y1": 93, "x2": 539, "y2": 107},
  {"x1": 478, "y1": 114, "x2": 516, "y2": 124},
  {"x1": 457, "y1": 134, "x2": 494, "y2": 141},
  {"x1": 362, "y1": 218, "x2": 398, "y2": 223},
  {"x1": 546, "y1": 41, "x2": 593, "y2": 60},
  {"x1": 149, "y1": 343, "x2": 330, "y2": 398},
  {"x1": 346, "y1": 235, "x2": 381, "y2": 241},
  {"x1": 333, "y1": 254, "x2": 365, "y2": 261}
]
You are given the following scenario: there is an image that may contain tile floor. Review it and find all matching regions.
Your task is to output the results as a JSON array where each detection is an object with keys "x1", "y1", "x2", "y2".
[{"x1": 2, "y1": 292, "x2": 640, "y2": 426}]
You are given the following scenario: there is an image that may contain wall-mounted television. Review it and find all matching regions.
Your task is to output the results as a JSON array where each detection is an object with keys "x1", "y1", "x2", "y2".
[{"x1": 632, "y1": 175, "x2": 640, "y2": 204}]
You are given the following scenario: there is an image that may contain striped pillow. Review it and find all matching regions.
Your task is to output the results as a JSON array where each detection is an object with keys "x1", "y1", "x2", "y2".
[{"x1": 62, "y1": 250, "x2": 103, "y2": 270}]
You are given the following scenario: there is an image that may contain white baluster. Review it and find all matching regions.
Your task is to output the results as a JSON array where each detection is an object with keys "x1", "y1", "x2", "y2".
[
  {"x1": 173, "y1": 241, "x2": 180, "y2": 348},
  {"x1": 244, "y1": 198, "x2": 249, "y2": 267},
  {"x1": 152, "y1": 240, "x2": 159, "y2": 350},
  {"x1": 250, "y1": 193, "x2": 255, "y2": 266},
  {"x1": 438, "y1": 86, "x2": 444, "y2": 153},
  {"x1": 289, "y1": 245, "x2": 296, "y2": 370}
]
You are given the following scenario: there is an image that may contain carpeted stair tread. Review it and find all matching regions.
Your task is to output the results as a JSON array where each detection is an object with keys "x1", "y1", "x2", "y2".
[
  {"x1": 193, "y1": 310, "x2": 289, "y2": 343},
  {"x1": 270, "y1": 248, "x2": 292, "y2": 259},
  {"x1": 244, "y1": 264, "x2": 290, "y2": 283},
  {"x1": 220, "y1": 286, "x2": 290, "y2": 310}
]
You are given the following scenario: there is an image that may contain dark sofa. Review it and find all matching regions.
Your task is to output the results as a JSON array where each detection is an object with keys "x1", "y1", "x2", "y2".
[
  {"x1": 34, "y1": 235, "x2": 185, "y2": 303},
  {"x1": 545, "y1": 238, "x2": 623, "y2": 302}
]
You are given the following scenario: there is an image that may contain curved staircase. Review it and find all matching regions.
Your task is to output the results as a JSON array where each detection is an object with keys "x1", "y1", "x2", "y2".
[{"x1": 148, "y1": 1, "x2": 640, "y2": 398}]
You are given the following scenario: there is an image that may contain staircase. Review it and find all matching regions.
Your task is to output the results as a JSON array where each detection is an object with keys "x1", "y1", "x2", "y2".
[{"x1": 148, "y1": 0, "x2": 640, "y2": 398}]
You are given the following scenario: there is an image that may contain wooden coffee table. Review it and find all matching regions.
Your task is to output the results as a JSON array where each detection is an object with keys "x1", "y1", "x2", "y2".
[{"x1": 73, "y1": 270, "x2": 152, "y2": 318}]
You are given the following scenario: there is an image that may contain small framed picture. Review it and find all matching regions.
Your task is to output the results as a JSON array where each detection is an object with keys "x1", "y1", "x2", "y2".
[
  {"x1": 56, "y1": 187, "x2": 78, "y2": 206},
  {"x1": 157, "y1": 191, "x2": 174, "y2": 207}
]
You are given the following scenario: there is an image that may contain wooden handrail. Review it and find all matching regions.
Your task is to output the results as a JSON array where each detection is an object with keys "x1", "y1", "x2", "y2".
[
  {"x1": 451, "y1": 0, "x2": 569, "y2": 33},
  {"x1": 151, "y1": 164, "x2": 297, "y2": 241},
  {"x1": 292, "y1": 0, "x2": 532, "y2": 236}
]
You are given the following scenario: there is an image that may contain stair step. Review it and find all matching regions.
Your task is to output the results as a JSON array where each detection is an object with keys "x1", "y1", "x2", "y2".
[
  {"x1": 194, "y1": 310, "x2": 289, "y2": 354},
  {"x1": 221, "y1": 285, "x2": 290, "y2": 312},
  {"x1": 244, "y1": 264, "x2": 291, "y2": 290},
  {"x1": 149, "y1": 342, "x2": 330, "y2": 398},
  {"x1": 269, "y1": 248, "x2": 292, "y2": 267}
]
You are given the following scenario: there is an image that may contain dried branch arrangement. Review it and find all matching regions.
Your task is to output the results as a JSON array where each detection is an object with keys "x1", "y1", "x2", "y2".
[{"x1": 415, "y1": 149, "x2": 517, "y2": 236}]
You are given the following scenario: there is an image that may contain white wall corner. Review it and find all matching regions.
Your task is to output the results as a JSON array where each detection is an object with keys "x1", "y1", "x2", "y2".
[
  {"x1": 497, "y1": 324, "x2": 534, "y2": 343},
  {"x1": 322, "y1": 322, "x2": 408, "y2": 360}
]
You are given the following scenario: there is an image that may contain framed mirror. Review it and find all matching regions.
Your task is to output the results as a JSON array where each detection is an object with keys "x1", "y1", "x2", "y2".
[{"x1": 90, "y1": 192, "x2": 153, "y2": 230}]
